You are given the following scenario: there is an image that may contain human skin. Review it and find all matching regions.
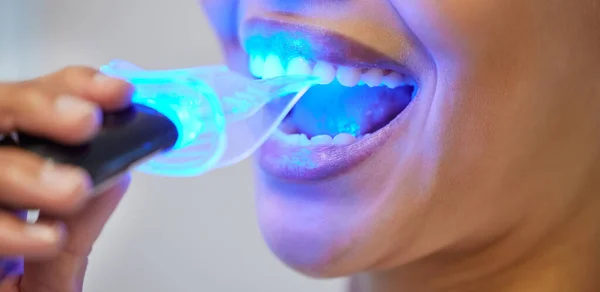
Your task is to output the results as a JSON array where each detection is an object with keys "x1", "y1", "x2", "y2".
[
  {"x1": 0, "y1": 67, "x2": 133, "y2": 292},
  {"x1": 200, "y1": 1, "x2": 600, "y2": 291}
]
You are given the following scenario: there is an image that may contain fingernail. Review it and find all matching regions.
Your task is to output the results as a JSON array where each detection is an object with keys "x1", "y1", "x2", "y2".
[
  {"x1": 54, "y1": 95, "x2": 98, "y2": 121},
  {"x1": 24, "y1": 224, "x2": 59, "y2": 243},
  {"x1": 40, "y1": 161, "x2": 89, "y2": 195}
]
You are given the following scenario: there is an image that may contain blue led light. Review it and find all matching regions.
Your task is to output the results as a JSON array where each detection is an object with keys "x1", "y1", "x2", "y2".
[
  {"x1": 100, "y1": 70, "x2": 228, "y2": 177},
  {"x1": 128, "y1": 77, "x2": 221, "y2": 150},
  {"x1": 100, "y1": 60, "x2": 318, "y2": 178}
]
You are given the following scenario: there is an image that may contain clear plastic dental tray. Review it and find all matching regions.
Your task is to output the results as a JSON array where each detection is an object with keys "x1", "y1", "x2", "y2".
[{"x1": 100, "y1": 60, "x2": 318, "y2": 177}]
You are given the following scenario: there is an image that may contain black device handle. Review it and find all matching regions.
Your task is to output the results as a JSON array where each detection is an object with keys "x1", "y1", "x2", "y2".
[{"x1": 1, "y1": 104, "x2": 179, "y2": 188}]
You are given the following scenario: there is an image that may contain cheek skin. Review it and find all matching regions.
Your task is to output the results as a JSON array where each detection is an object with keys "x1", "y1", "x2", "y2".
[
  {"x1": 199, "y1": 0, "x2": 249, "y2": 74},
  {"x1": 389, "y1": 0, "x2": 600, "y2": 252},
  {"x1": 391, "y1": 1, "x2": 522, "y2": 62}
]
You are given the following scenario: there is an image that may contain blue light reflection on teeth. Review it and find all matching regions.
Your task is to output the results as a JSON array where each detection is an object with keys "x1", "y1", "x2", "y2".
[
  {"x1": 263, "y1": 55, "x2": 286, "y2": 79},
  {"x1": 245, "y1": 35, "x2": 361, "y2": 138},
  {"x1": 250, "y1": 56, "x2": 265, "y2": 78},
  {"x1": 286, "y1": 57, "x2": 312, "y2": 76},
  {"x1": 245, "y1": 33, "x2": 403, "y2": 139}
]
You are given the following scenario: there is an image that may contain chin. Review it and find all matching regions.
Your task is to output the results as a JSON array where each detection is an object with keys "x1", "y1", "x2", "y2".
[{"x1": 229, "y1": 18, "x2": 441, "y2": 277}]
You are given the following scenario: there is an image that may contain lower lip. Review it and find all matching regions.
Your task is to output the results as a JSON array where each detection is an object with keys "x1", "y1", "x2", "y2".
[{"x1": 256, "y1": 103, "x2": 410, "y2": 181}]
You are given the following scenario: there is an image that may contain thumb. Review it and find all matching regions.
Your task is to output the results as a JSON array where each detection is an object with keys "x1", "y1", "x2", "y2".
[{"x1": 19, "y1": 175, "x2": 130, "y2": 292}]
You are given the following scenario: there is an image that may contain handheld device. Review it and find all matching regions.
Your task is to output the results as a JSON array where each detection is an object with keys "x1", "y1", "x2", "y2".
[{"x1": 7, "y1": 60, "x2": 318, "y2": 189}]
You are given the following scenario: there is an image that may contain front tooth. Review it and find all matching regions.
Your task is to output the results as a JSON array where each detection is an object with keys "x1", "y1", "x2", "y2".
[
  {"x1": 337, "y1": 66, "x2": 361, "y2": 87},
  {"x1": 284, "y1": 134, "x2": 300, "y2": 144},
  {"x1": 250, "y1": 56, "x2": 265, "y2": 78},
  {"x1": 312, "y1": 61, "x2": 336, "y2": 84},
  {"x1": 263, "y1": 55, "x2": 285, "y2": 79},
  {"x1": 382, "y1": 72, "x2": 404, "y2": 89},
  {"x1": 298, "y1": 134, "x2": 311, "y2": 146},
  {"x1": 286, "y1": 57, "x2": 312, "y2": 76},
  {"x1": 333, "y1": 133, "x2": 356, "y2": 145},
  {"x1": 311, "y1": 135, "x2": 333, "y2": 145},
  {"x1": 361, "y1": 68, "x2": 383, "y2": 87}
]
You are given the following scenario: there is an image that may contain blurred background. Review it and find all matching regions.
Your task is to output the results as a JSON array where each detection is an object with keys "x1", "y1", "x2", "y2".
[{"x1": 0, "y1": 0, "x2": 344, "y2": 291}]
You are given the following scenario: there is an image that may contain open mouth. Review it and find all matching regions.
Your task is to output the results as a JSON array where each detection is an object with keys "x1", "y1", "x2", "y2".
[
  {"x1": 251, "y1": 55, "x2": 416, "y2": 146},
  {"x1": 242, "y1": 19, "x2": 419, "y2": 180}
]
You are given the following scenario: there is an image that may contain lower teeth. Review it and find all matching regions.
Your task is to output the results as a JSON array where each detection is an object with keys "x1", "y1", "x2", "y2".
[{"x1": 273, "y1": 130, "x2": 372, "y2": 147}]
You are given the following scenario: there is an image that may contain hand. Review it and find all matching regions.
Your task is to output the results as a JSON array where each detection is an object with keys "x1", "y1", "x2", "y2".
[{"x1": 0, "y1": 66, "x2": 133, "y2": 292}]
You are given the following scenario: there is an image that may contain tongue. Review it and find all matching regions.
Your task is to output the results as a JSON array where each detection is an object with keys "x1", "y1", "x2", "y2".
[{"x1": 286, "y1": 81, "x2": 413, "y2": 137}]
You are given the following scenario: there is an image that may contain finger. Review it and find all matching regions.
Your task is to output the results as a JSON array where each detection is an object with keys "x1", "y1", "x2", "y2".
[
  {"x1": 0, "y1": 275, "x2": 21, "y2": 291},
  {"x1": 0, "y1": 212, "x2": 64, "y2": 257},
  {"x1": 0, "y1": 211, "x2": 27, "y2": 283},
  {"x1": 39, "y1": 66, "x2": 133, "y2": 111},
  {"x1": 62, "y1": 174, "x2": 130, "y2": 255},
  {"x1": 0, "y1": 82, "x2": 101, "y2": 144},
  {"x1": 0, "y1": 148, "x2": 92, "y2": 214},
  {"x1": 20, "y1": 174, "x2": 130, "y2": 292}
]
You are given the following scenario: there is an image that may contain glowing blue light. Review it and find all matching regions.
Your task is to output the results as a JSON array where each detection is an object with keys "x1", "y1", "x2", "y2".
[
  {"x1": 101, "y1": 70, "x2": 228, "y2": 177},
  {"x1": 128, "y1": 77, "x2": 221, "y2": 150},
  {"x1": 250, "y1": 56, "x2": 265, "y2": 78},
  {"x1": 100, "y1": 60, "x2": 318, "y2": 178}
]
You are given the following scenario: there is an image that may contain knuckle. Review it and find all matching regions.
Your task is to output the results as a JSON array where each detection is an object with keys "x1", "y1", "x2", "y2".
[
  {"x1": 0, "y1": 148, "x2": 40, "y2": 168},
  {"x1": 60, "y1": 66, "x2": 98, "y2": 80},
  {"x1": 0, "y1": 160, "x2": 24, "y2": 186},
  {"x1": 18, "y1": 82, "x2": 46, "y2": 98},
  {"x1": 58, "y1": 193, "x2": 86, "y2": 212},
  {"x1": 0, "y1": 82, "x2": 58, "y2": 135},
  {"x1": 0, "y1": 81, "x2": 32, "y2": 102},
  {"x1": 45, "y1": 191, "x2": 87, "y2": 215},
  {"x1": 15, "y1": 83, "x2": 52, "y2": 109}
]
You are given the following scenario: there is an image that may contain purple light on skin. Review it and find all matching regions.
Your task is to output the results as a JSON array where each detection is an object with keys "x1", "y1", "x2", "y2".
[
  {"x1": 272, "y1": 148, "x2": 319, "y2": 170},
  {"x1": 0, "y1": 258, "x2": 23, "y2": 279},
  {"x1": 0, "y1": 210, "x2": 27, "y2": 279},
  {"x1": 257, "y1": 178, "x2": 346, "y2": 270}
]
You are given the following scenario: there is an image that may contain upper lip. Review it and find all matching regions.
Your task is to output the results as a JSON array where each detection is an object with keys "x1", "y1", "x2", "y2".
[{"x1": 240, "y1": 18, "x2": 416, "y2": 77}]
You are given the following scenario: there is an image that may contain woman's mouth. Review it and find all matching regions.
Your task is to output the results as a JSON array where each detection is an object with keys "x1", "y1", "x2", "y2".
[{"x1": 242, "y1": 20, "x2": 419, "y2": 180}]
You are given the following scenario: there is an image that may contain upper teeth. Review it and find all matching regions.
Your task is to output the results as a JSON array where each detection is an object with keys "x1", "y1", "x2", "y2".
[{"x1": 250, "y1": 54, "x2": 412, "y2": 89}]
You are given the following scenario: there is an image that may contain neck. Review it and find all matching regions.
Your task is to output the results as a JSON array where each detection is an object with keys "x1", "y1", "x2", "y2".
[{"x1": 350, "y1": 165, "x2": 600, "y2": 292}]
